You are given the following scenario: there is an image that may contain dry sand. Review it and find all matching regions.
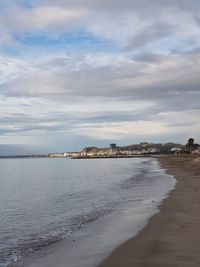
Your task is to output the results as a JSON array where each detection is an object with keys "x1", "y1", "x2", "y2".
[{"x1": 98, "y1": 155, "x2": 200, "y2": 267}]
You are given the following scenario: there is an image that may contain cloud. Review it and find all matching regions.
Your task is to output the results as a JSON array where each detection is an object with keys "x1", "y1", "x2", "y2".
[
  {"x1": 125, "y1": 22, "x2": 176, "y2": 50},
  {"x1": 0, "y1": 4, "x2": 87, "y2": 39},
  {"x1": 72, "y1": 120, "x2": 172, "y2": 140},
  {"x1": 39, "y1": 0, "x2": 200, "y2": 13},
  {"x1": 3, "y1": 52, "x2": 200, "y2": 110},
  {"x1": 1, "y1": 0, "x2": 200, "y2": 49},
  {"x1": 0, "y1": 0, "x2": 200, "y2": 152}
]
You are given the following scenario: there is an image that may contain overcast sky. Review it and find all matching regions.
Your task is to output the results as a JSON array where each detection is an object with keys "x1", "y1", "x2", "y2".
[{"x1": 0, "y1": 0, "x2": 200, "y2": 154}]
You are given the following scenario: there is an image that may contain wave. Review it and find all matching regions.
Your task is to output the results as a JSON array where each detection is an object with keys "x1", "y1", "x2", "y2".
[{"x1": 1, "y1": 207, "x2": 114, "y2": 267}]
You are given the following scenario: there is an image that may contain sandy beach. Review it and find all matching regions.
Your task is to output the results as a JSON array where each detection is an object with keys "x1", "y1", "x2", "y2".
[{"x1": 98, "y1": 155, "x2": 200, "y2": 267}]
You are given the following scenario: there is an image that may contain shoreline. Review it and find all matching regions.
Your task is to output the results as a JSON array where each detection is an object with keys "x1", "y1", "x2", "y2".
[
  {"x1": 9, "y1": 157, "x2": 174, "y2": 267},
  {"x1": 97, "y1": 155, "x2": 200, "y2": 267}
]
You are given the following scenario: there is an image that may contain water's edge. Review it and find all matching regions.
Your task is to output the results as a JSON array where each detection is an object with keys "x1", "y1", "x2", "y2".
[
  {"x1": 11, "y1": 158, "x2": 176, "y2": 267},
  {"x1": 96, "y1": 158, "x2": 177, "y2": 267}
]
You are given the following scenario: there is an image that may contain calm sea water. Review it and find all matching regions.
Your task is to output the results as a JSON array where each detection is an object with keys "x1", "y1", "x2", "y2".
[{"x1": 0, "y1": 157, "x2": 174, "y2": 267}]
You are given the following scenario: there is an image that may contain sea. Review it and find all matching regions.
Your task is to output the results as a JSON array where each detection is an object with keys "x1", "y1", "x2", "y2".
[{"x1": 0, "y1": 157, "x2": 175, "y2": 267}]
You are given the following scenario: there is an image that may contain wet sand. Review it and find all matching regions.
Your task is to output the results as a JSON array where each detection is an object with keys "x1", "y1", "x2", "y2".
[{"x1": 98, "y1": 155, "x2": 200, "y2": 267}]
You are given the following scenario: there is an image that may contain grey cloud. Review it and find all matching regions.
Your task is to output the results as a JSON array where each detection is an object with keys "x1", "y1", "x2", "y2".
[
  {"x1": 125, "y1": 23, "x2": 176, "y2": 50},
  {"x1": 184, "y1": 46, "x2": 200, "y2": 55},
  {"x1": 40, "y1": 0, "x2": 200, "y2": 13},
  {"x1": 194, "y1": 16, "x2": 200, "y2": 26},
  {"x1": 2, "y1": 52, "x2": 200, "y2": 116},
  {"x1": 128, "y1": 85, "x2": 200, "y2": 112},
  {"x1": 1, "y1": 0, "x2": 200, "y2": 65},
  {"x1": 132, "y1": 52, "x2": 163, "y2": 63},
  {"x1": 1, "y1": 0, "x2": 200, "y2": 149},
  {"x1": 1, "y1": 0, "x2": 200, "y2": 41}
]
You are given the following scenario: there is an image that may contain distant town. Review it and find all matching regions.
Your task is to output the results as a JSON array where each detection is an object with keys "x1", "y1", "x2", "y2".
[{"x1": 1, "y1": 138, "x2": 199, "y2": 159}]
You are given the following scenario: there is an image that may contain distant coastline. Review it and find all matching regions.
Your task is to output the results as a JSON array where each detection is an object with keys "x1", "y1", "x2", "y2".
[
  {"x1": 1, "y1": 139, "x2": 199, "y2": 159},
  {"x1": 0, "y1": 155, "x2": 48, "y2": 159}
]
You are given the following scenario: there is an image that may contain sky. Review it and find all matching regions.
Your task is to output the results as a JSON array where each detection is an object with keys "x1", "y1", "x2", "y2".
[{"x1": 0, "y1": 0, "x2": 200, "y2": 155}]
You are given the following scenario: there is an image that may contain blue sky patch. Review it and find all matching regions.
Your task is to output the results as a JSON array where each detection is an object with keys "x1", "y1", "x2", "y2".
[{"x1": 14, "y1": 30, "x2": 119, "y2": 53}]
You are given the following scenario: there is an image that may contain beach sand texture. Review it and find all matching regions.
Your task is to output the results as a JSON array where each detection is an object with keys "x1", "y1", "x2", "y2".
[{"x1": 98, "y1": 155, "x2": 200, "y2": 267}]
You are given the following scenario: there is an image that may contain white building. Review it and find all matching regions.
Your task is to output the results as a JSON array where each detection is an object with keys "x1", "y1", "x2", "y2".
[{"x1": 171, "y1": 147, "x2": 182, "y2": 154}]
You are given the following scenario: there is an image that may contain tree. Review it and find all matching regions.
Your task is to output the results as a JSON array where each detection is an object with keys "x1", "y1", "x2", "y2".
[{"x1": 186, "y1": 138, "x2": 194, "y2": 154}]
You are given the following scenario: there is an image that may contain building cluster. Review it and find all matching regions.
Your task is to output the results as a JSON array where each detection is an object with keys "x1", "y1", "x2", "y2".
[
  {"x1": 77, "y1": 143, "x2": 162, "y2": 158},
  {"x1": 47, "y1": 139, "x2": 200, "y2": 158},
  {"x1": 48, "y1": 152, "x2": 79, "y2": 158}
]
